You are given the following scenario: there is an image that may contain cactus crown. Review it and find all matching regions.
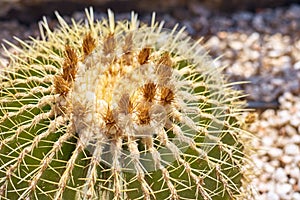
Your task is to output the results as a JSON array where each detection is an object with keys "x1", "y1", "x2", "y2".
[{"x1": 0, "y1": 8, "x2": 252, "y2": 200}]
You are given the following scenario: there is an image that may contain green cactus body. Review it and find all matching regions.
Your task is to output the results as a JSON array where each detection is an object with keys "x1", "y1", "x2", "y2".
[{"x1": 0, "y1": 8, "x2": 252, "y2": 200}]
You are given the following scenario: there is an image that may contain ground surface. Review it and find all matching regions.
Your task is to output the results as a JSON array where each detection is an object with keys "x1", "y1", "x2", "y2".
[{"x1": 0, "y1": 2, "x2": 300, "y2": 200}]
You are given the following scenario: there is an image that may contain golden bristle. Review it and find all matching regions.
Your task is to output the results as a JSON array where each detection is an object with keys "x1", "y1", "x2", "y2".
[
  {"x1": 103, "y1": 107, "x2": 121, "y2": 138},
  {"x1": 54, "y1": 75, "x2": 70, "y2": 96},
  {"x1": 118, "y1": 93, "x2": 134, "y2": 114},
  {"x1": 82, "y1": 32, "x2": 96, "y2": 57},
  {"x1": 157, "y1": 52, "x2": 172, "y2": 67},
  {"x1": 142, "y1": 82, "x2": 157, "y2": 102},
  {"x1": 137, "y1": 103, "x2": 151, "y2": 125},
  {"x1": 103, "y1": 33, "x2": 116, "y2": 55},
  {"x1": 123, "y1": 32, "x2": 133, "y2": 53},
  {"x1": 62, "y1": 45, "x2": 78, "y2": 82},
  {"x1": 138, "y1": 47, "x2": 151, "y2": 65},
  {"x1": 160, "y1": 87, "x2": 175, "y2": 105}
]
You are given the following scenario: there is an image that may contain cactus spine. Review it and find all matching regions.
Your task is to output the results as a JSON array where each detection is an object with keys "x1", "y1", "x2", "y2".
[{"x1": 0, "y1": 8, "x2": 253, "y2": 199}]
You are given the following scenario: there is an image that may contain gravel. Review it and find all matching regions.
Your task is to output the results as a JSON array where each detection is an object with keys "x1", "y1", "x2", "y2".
[
  {"x1": 0, "y1": 2, "x2": 300, "y2": 200},
  {"x1": 249, "y1": 92, "x2": 300, "y2": 199}
]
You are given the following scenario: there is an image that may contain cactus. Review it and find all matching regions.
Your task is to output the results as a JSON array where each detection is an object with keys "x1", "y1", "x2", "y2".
[{"x1": 0, "y1": 8, "x2": 253, "y2": 200}]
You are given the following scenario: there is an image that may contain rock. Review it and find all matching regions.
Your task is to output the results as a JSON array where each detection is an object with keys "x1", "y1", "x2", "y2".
[
  {"x1": 289, "y1": 178, "x2": 296, "y2": 185},
  {"x1": 292, "y1": 193, "x2": 300, "y2": 200},
  {"x1": 286, "y1": 4, "x2": 300, "y2": 19},
  {"x1": 276, "y1": 183, "x2": 292, "y2": 198},
  {"x1": 245, "y1": 32, "x2": 260, "y2": 46},
  {"x1": 293, "y1": 61, "x2": 300, "y2": 70},
  {"x1": 270, "y1": 160, "x2": 280, "y2": 167},
  {"x1": 268, "y1": 50, "x2": 284, "y2": 58},
  {"x1": 261, "y1": 109, "x2": 276, "y2": 119},
  {"x1": 281, "y1": 155, "x2": 293, "y2": 164},
  {"x1": 285, "y1": 125, "x2": 298, "y2": 136},
  {"x1": 291, "y1": 134, "x2": 300, "y2": 144},
  {"x1": 205, "y1": 36, "x2": 221, "y2": 52},
  {"x1": 268, "y1": 147, "x2": 283, "y2": 158},
  {"x1": 229, "y1": 41, "x2": 244, "y2": 50},
  {"x1": 258, "y1": 182, "x2": 270, "y2": 193},
  {"x1": 284, "y1": 143, "x2": 300, "y2": 155},
  {"x1": 290, "y1": 115, "x2": 300, "y2": 127},
  {"x1": 277, "y1": 110, "x2": 291, "y2": 125},
  {"x1": 233, "y1": 11, "x2": 253, "y2": 24},
  {"x1": 294, "y1": 155, "x2": 300, "y2": 163},
  {"x1": 262, "y1": 136, "x2": 274, "y2": 147},
  {"x1": 187, "y1": 0, "x2": 210, "y2": 17},
  {"x1": 264, "y1": 163, "x2": 275, "y2": 173},
  {"x1": 252, "y1": 15, "x2": 265, "y2": 32},
  {"x1": 274, "y1": 168, "x2": 288, "y2": 183},
  {"x1": 289, "y1": 167, "x2": 300, "y2": 179},
  {"x1": 267, "y1": 192, "x2": 280, "y2": 200}
]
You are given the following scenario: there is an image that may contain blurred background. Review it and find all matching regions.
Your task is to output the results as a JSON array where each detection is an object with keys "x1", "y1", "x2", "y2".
[
  {"x1": 0, "y1": 0, "x2": 300, "y2": 200},
  {"x1": 1, "y1": 0, "x2": 300, "y2": 22}
]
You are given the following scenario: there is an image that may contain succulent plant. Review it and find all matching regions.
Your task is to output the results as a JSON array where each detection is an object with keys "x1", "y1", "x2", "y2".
[{"x1": 0, "y1": 8, "x2": 253, "y2": 200}]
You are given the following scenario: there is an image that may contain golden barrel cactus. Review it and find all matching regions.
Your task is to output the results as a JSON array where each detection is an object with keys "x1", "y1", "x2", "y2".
[{"x1": 0, "y1": 8, "x2": 253, "y2": 200}]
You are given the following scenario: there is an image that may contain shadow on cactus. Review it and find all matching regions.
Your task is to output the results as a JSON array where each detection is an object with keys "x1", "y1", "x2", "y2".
[{"x1": 0, "y1": 8, "x2": 254, "y2": 200}]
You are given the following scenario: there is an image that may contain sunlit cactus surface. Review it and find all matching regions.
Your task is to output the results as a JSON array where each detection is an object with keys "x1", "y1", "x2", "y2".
[{"x1": 0, "y1": 8, "x2": 253, "y2": 200}]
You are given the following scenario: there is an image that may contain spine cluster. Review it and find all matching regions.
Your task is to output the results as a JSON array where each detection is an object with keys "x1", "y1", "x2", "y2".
[{"x1": 0, "y1": 8, "x2": 253, "y2": 200}]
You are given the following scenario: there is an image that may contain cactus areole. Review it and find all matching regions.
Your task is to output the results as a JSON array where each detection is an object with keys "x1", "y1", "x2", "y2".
[{"x1": 0, "y1": 8, "x2": 252, "y2": 200}]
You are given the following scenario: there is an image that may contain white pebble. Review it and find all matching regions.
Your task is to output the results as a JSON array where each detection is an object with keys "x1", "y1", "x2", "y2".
[
  {"x1": 277, "y1": 110, "x2": 291, "y2": 124},
  {"x1": 270, "y1": 160, "x2": 280, "y2": 167},
  {"x1": 258, "y1": 182, "x2": 269, "y2": 193},
  {"x1": 281, "y1": 101, "x2": 293, "y2": 110},
  {"x1": 289, "y1": 178, "x2": 296, "y2": 185},
  {"x1": 285, "y1": 125, "x2": 298, "y2": 136},
  {"x1": 292, "y1": 193, "x2": 300, "y2": 200},
  {"x1": 229, "y1": 41, "x2": 244, "y2": 50},
  {"x1": 261, "y1": 109, "x2": 276, "y2": 119},
  {"x1": 245, "y1": 32, "x2": 260, "y2": 46},
  {"x1": 264, "y1": 163, "x2": 275, "y2": 173},
  {"x1": 268, "y1": 147, "x2": 283, "y2": 158},
  {"x1": 269, "y1": 50, "x2": 284, "y2": 57},
  {"x1": 294, "y1": 61, "x2": 300, "y2": 70},
  {"x1": 289, "y1": 167, "x2": 300, "y2": 179},
  {"x1": 284, "y1": 143, "x2": 300, "y2": 155},
  {"x1": 277, "y1": 137, "x2": 290, "y2": 147},
  {"x1": 261, "y1": 173, "x2": 271, "y2": 182},
  {"x1": 274, "y1": 168, "x2": 288, "y2": 183},
  {"x1": 276, "y1": 183, "x2": 292, "y2": 197},
  {"x1": 294, "y1": 155, "x2": 300, "y2": 163},
  {"x1": 281, "y1": 155, "x2": 293, "y2": 164},
  {"x1": 291, "y1": 134, "x2": 300, "y2": 143},
  {"x1": 262, "y1": 136, "x2": 275, "y2": 147},
  {"x1": 290, "y1": 116, "x2": 300, "y2": 127},
  {"x1": 205, "y1": 36, "x2": 220, "y2": 51},
  {"x1": 267, "y1": 192, "x2": 280, "y2": 200}
]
